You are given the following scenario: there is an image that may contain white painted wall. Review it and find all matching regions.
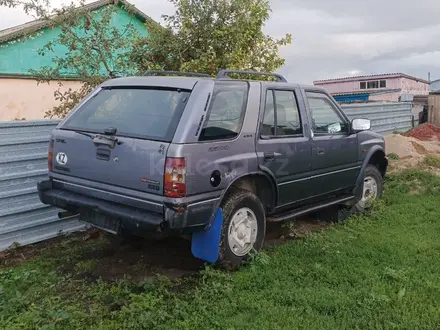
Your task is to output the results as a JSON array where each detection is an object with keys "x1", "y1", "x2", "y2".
[{"x1": 0, "y1": 77, "x2": 83, "y2": 121}]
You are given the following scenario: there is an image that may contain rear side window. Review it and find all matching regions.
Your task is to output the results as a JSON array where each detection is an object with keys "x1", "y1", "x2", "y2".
[
  {"x1": 62, "y1": 87, "x2": 190, "y2": 141},
  {"x1": 262, "y1": 89, "x2": 302, "y2": 137},
  {"x1": 199, "y1": 81, "x2": 248, "y2": 141}
]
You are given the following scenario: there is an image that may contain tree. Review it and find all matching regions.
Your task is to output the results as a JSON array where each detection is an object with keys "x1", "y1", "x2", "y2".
[
  {"x1": 26, "y1": 1, "x2": 145, "y2": 118},
  {"x1": 1, "y1": 0, "x2": 292, "y2": 118},
  {"x1": 1, "y1": 0, "x2": 146, "y2": 118},
  {"x1": 0, "y1": 0, "x2": 49, "y2": 17},
  {"x1": 130, "y1": 0, "x2": 292, "y2": 77}
]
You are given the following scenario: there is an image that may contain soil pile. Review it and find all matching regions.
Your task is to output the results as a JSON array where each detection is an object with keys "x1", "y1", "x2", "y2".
[
  {"x1": 405, "y1": 124, "x2": 440, "y2": 141},
  {"x1": 384, "y1": 133, "x2": 440, "y2": 171}
]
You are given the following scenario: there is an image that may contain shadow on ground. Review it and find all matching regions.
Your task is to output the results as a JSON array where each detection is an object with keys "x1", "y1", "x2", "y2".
[{"x1": 1, "y1": 217, "x2": 330, "y2": 282}]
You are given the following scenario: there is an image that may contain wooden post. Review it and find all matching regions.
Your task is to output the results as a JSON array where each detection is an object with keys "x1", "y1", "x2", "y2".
[{"x1": 428, "y1": 94, "x2": 440, "y2": 126}]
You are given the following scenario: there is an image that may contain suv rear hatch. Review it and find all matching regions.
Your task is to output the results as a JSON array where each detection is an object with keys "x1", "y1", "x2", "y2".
[{"x1": 51, "y1": 86, "x2": 191, "y2": 196}]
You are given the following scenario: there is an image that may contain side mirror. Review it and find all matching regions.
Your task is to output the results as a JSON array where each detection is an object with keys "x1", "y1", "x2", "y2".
[{"x1": 351, "y1": 118, "x2": 371, "y2": 132}]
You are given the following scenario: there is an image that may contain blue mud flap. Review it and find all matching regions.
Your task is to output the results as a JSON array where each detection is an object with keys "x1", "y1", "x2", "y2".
[{"x1": 191, "y1": 208, "x2": 223, "y2": 263}]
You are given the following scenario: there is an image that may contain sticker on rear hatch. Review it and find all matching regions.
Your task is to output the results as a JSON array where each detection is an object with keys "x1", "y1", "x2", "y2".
[{"x1": 56, "y1": 152, "x2": 68, "y2": 165}]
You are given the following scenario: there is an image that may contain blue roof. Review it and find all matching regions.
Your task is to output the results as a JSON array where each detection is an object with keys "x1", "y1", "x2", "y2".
[{"x1": 333, "y1": 93, "x2": 369, "y2": 103}]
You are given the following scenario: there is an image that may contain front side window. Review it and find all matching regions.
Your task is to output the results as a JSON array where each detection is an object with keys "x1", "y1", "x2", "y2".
[
  {"x1": 306, "y1": 92, "x2": 349, "y2": 134},
  {"x1": 199, "y1": 82, "x2": 248, "y2": 141},
  {"x1": 262, "y1": 89, "x2": 302, "y2": 137},
  {"x1": 62, "y1": 87, "x2": 189, "y2": 141}
]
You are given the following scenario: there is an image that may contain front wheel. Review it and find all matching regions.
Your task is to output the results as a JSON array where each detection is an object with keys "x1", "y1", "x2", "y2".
[
  {"x1": 217, "y1": 188, "x2": 266, "y2": 270},
  {"x1": 320, "y1": 165, "x2": 384, "y2": 223},
  {"x1": 353, "y1": 164, "x2": 384, "y2": 213}
]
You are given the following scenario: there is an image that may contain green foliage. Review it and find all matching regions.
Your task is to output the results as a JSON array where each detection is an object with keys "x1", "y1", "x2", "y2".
[
  {"x1": 0, "y1": 0, "x2": 49, "y2": 16},
  {"x1": 387, "y1": 152, "x2": 400, "y2": 160},
  {"x1": 133, "y1": 0, "x2": 292, "y2": 77},
  {"x1": 2, "y1": 170, "x2": 440, "y2": 329}
]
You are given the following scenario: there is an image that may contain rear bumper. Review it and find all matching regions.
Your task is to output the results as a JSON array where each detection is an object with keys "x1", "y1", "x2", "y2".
[
  {"x1": 38, "y1": 179, "x2": 163, "y2": 230},
  {"x1": 37, "y1": 179, "x2": 220, "y2": 233}
]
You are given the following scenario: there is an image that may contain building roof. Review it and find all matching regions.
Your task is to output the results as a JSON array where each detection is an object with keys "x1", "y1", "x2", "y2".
[
  {"x1": 331, "y1": 88, "x2": 401, "y2": 97},
  {"x1": 0, "y1": 0, "x2": 157, "y2": 43},
  {"x1": 314, "y1": 73, "x2": 429, "y2": 85}
]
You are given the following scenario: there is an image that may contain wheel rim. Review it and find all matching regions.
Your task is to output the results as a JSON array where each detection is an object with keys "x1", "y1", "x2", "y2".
[
  {"x1": 359, "y1": 175, "x2": 378, "y2": 208},
  {"x1": 227, "y1": 207, "x2": 258, "y2": 257}
]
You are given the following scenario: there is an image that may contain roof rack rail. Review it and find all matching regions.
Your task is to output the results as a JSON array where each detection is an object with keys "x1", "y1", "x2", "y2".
[
  {"x1": 216, "y1": 70, "x2": 287, "y2": 82},
  {"x1": 144, "y1": 70, "x2": 211, "y2": 78}
]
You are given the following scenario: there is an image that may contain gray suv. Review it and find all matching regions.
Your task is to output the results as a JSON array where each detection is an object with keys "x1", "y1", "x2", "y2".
[{"x1": 38, "y1": 70, "x2": 388, "y2": 269}]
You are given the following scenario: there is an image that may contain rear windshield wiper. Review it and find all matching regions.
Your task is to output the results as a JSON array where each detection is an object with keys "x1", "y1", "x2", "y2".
[
  {"x1": 74, "y1": 131, "x2": 96, "y2": 139},
  {"x1": 95, "y1": 127, "x2": 122, "y2": 149},
  {"x1": 73, "y1": 129, "x2": 122, "y2": 148}
]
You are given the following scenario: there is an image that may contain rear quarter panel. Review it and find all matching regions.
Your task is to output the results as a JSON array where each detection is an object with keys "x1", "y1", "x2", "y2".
[{"x1": 167, "y1": 82, "x2": 261, "y2": 197}]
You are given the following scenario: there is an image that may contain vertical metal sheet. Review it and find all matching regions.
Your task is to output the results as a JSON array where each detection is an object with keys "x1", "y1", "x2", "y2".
[
  {"x1": 0, "y1": 120, "x2": 84, "y2": 251},
  {"x1": 341, "y1": 102, "x2": 414, "y2": 134}
]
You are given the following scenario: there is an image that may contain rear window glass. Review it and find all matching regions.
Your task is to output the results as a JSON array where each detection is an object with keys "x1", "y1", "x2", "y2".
[
  {"x1": 199, "y1": 81, "x2": 248, "y2": 141},
  {"x1": 62, "y1": 87, "x2": 190, "y2": 141}
]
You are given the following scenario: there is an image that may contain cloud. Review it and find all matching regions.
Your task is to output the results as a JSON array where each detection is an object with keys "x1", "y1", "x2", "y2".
[
  {"x1": 267, "y1": 0, "x2": 440, "y2": 82},
  {"x1": 1, "y1": 0, "x2": 439, "y2": 83}
]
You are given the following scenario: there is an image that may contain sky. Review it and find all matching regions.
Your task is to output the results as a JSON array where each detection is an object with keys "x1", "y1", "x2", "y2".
[{"x1": 1, "y1": 0, "x2": 440, "y2": 84}]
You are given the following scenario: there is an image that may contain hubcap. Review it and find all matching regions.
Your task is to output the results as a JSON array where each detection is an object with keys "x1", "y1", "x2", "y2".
[
  {"x1": 359, "y1": 175, "x2": 378, "y2": 208},
  {"x1": 227, "y1": 207, "x2": 258, "y2": 257}
]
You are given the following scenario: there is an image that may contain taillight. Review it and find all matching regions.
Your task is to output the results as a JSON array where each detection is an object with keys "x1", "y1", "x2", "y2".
[
  {"x1": 48, "y1": 139, "x2": 54, "y2": 172},
  {"x1": 164, "y1": 157, "x2": 186, "y2": 198}
]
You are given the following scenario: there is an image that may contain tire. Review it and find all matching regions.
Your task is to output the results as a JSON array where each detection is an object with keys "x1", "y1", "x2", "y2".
[
  {"x1": 319, "y1": 165, "x2": 384, "y2": 223},
  {"x1": 353, "y1": 164, "x2": 384, "y2": 213},
  {"x1": 217, "y1": 188, "x2": 266, "y2": 270},
  {"x1": 318, "y1": 205, "x2": 355, "y2": 223}
]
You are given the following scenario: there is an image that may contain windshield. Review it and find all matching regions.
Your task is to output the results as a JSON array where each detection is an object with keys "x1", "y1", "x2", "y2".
[{"x1": 61, "y1": 87, "x2": 191, "y2": 141}]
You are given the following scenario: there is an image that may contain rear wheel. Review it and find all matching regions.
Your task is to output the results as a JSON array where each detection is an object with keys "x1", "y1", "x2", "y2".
[{"x1": 217, "y1": 188, "x2": 266, "y2": 270}]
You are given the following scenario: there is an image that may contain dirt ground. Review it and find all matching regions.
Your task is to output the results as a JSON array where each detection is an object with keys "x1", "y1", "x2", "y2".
[
  {"x1": 0, "y1": 219, "x2": 330, "y2": 282},
  {"x1": 2, "y1": 124, "x2": 440, "y2": 282},
  {"x1": 385, "y1": 130, "x2": 440, "y2": 172}
]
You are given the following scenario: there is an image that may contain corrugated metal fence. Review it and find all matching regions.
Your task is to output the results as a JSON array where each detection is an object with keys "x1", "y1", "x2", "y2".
[
  {"x1": 0, "y1": 120, "x2": 83, "y2": 251},
  {"x1": 0, "y1": 102, "x2": 415, "y2": 251},
  {"x1": 342, "y1": 102, "x2": 414, "y2": 135}
]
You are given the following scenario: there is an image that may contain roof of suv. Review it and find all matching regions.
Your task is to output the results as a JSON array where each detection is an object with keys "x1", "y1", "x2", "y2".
[
  {"x1": 101, "y1": 72, "x2": 325, "y2": 93},
  {"x1": 102, "y1": 76, "x2": 208, "y2": 90}
]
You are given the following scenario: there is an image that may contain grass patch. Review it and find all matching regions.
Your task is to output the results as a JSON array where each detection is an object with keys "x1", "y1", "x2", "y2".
[
  {"x1": 387, "y1": 152, "x2": 400, "y2": 160},
  {"x1": 74, "y1": 260, "x2": 97, "y2": 274},
  {"x1": 422, "y1": 154, "x2": 440, "y2": 168},
  {"x1": 2, "y1": 170, "x2": 440, "y2": 329}
]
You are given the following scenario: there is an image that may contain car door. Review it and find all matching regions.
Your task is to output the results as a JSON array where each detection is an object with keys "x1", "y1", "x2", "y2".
[
  {"x1": 304, "y1": 90, "x2": 360, "y2": 196},
  {"x1": 256, "y1": 85, "x2": 313, "y2": 207}
]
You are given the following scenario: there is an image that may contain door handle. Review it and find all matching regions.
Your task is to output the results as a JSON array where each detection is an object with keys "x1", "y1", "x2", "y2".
[
  {"x1": 264, "y1": 152, "x2": 275, "y2": 161},
  {"x1": 317, "y1": 147, "x2": 325, "y2": 155}
]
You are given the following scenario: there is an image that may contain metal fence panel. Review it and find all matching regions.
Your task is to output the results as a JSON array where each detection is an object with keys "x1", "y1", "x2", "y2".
[
  {"x1": 0, "y1": 120, "x2": 84, "y2": 251},
  {"x1": 341, "y1": 102, "x2": 414, "y2": 135}
]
